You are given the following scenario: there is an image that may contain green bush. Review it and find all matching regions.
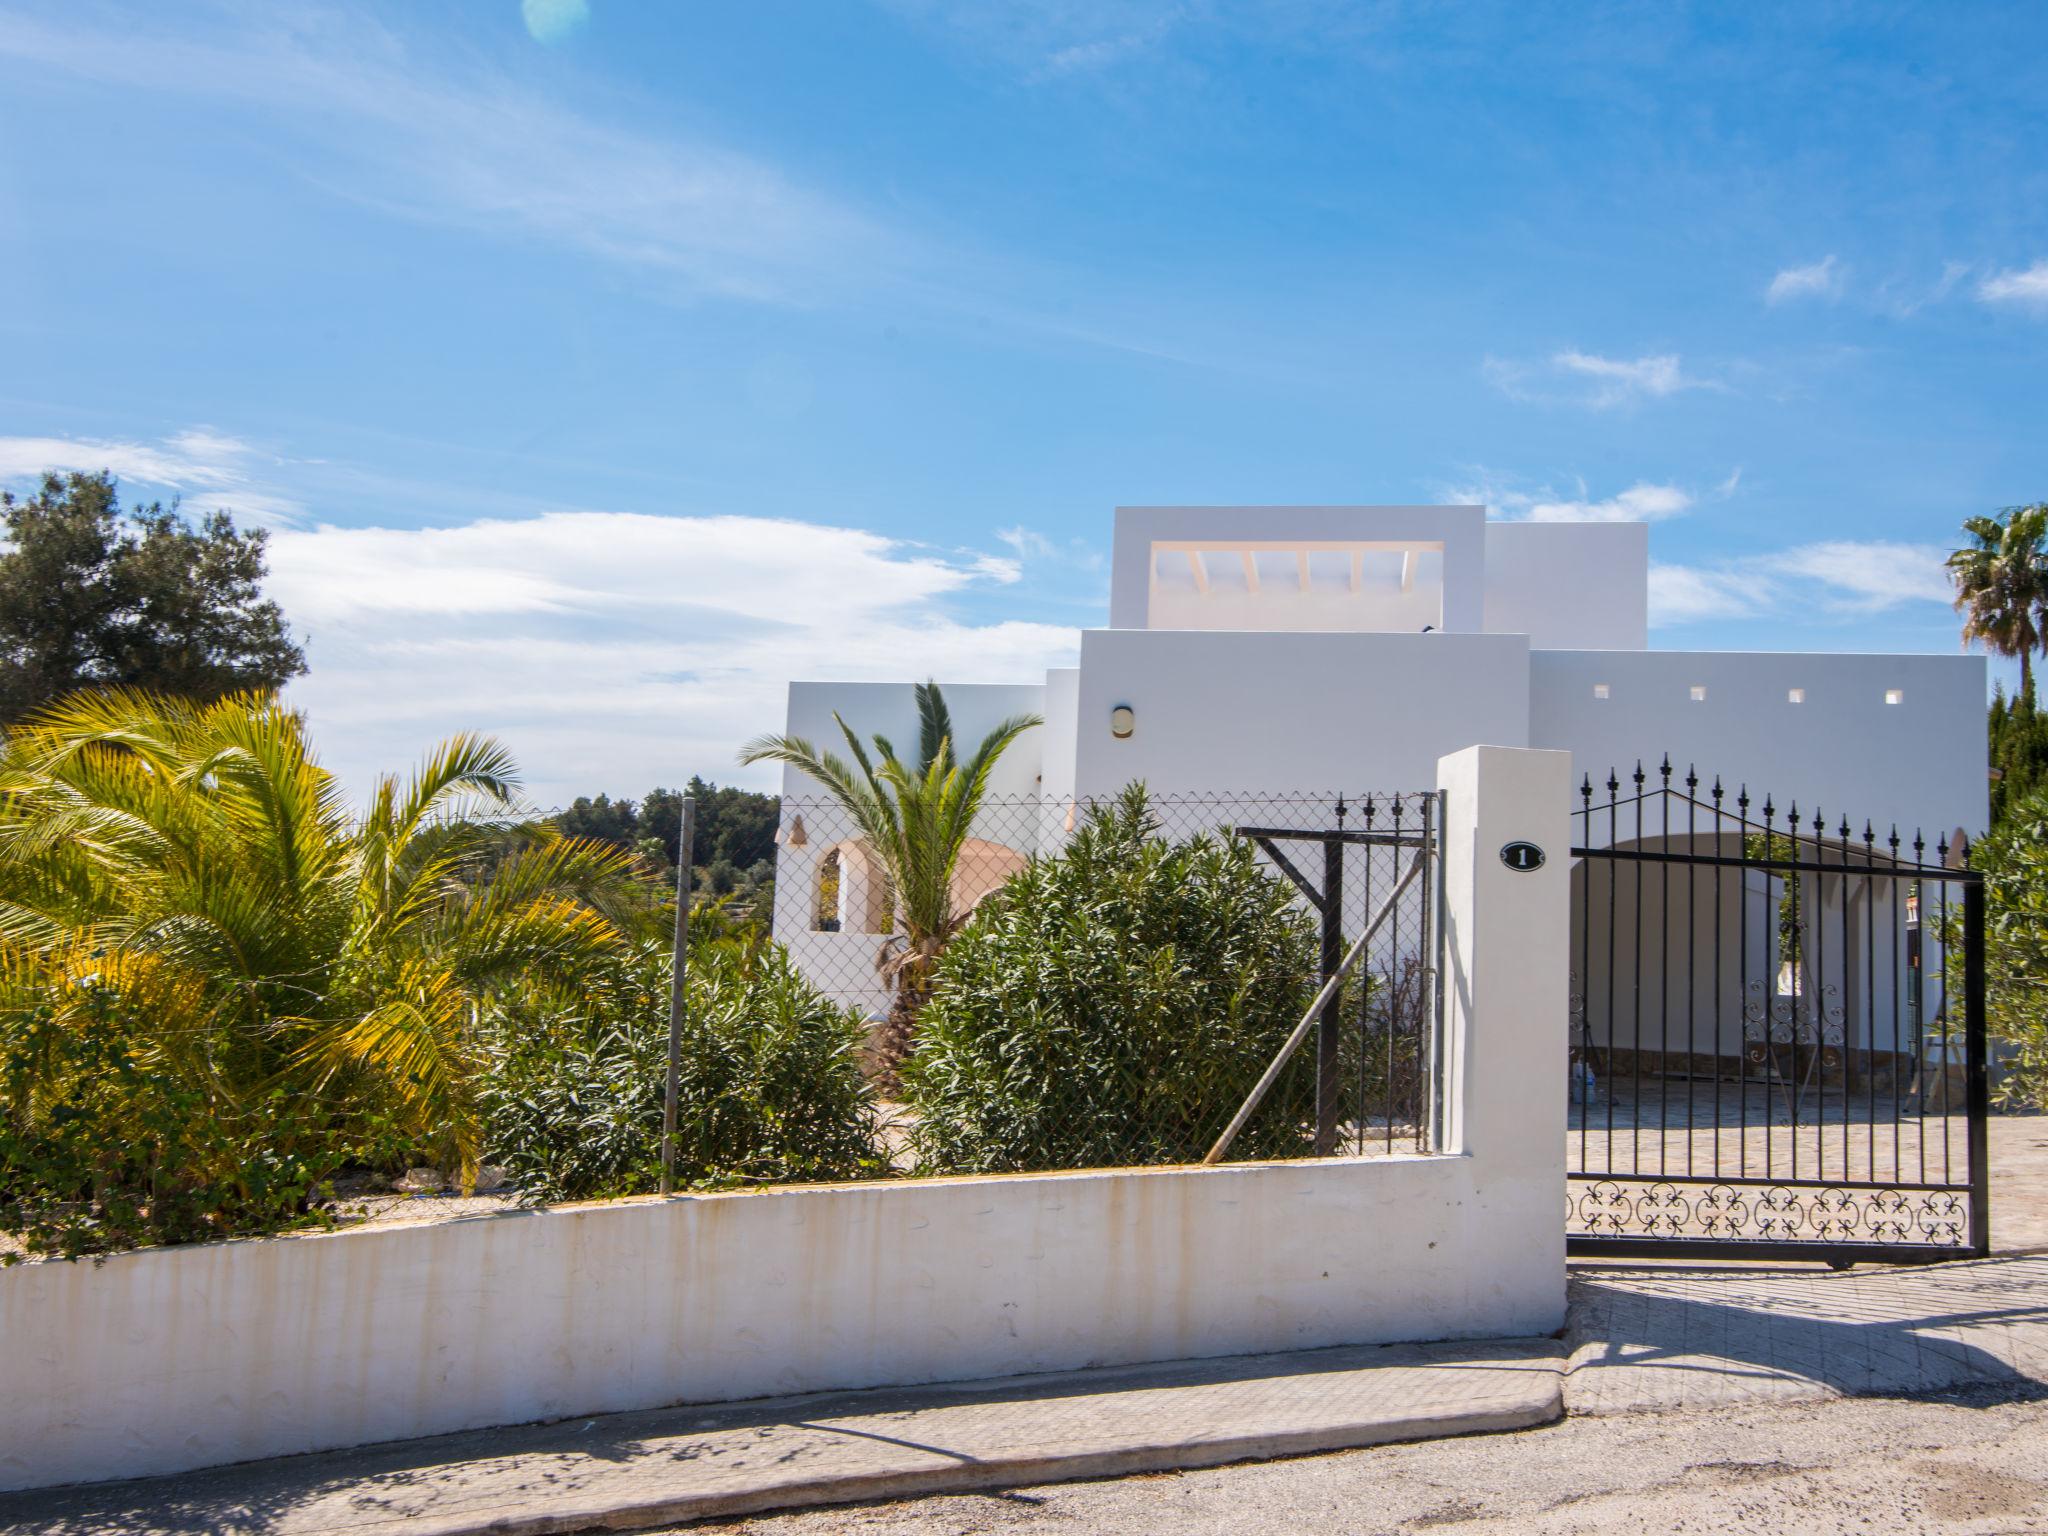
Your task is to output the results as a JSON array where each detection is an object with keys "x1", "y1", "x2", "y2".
[
  {"x1": 0, "y1": 962, "x2": 402, "y2": 1262},
  {"x1": 902, "y1": 786, "x2": 1323, "y2": 1173},
  {"x1": 478, "y1": 929, "x2": 887, "y2": 1201},
  {"x1": 1954, "y1": 788, "x2": 2048, "y2": 1108}
]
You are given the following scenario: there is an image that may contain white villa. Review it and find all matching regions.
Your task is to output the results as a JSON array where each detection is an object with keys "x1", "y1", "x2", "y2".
[{"x1": 770, "y1": 504, "x2": 1986, "y2": 1021}]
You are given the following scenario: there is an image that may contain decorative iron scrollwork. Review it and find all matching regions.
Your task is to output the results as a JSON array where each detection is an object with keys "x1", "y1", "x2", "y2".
[{"x1": 1567, "y1": 1177, "x2": 1969, "y2": 1247}]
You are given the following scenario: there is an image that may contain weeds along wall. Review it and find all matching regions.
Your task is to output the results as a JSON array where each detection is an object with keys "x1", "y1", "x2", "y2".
[{"x1": 0, "y1": 746, "x2": 1570, "y2": 1495}]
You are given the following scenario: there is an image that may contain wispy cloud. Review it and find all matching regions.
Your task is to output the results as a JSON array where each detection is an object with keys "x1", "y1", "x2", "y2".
[
  {"x1": 0, "y1": 6, "x2": 908, "y2": 309},
  {"x1": 997, "y1": 524, "x2": 1106, "y2": 572},
  {"x1": 1442, "y1": 470, "x2": 1714, "y2": 524},
  {"x1": 1978, "y1": 260, "x2": 2048, "y2": 312},
  {"x1": 1766, "y1": 255, "x2": 1843, "y2": 304},
  {"x1": 0, "y1": 428, "x2": 305, "y2": 524},
  {"x1": 263, "y1": 510, "x2": 1076, "y2": 805},
  {"x1": 1484, "y1": 349, "x2": 1712, "y2": 409},
  {"x1": 878, "y1": 0, "x2": 1182, "y2": 80},
  {"x1": 1650, "y1": 540, "x2": 1951, "y2": 626}
]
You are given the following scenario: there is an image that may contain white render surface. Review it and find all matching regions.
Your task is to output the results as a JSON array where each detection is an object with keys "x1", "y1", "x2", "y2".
[
  {"x1": 1072, "y1": 628, "x2": 1532, "y2": 795},
  {"x1": 1482, "y1": 521, "x2": 1648, "y2": 652},
  {"x1": 772, "y1": 507, "x2": 1983, "y2": 907},
  {"x1": 0, "y1": 1156, "x2": 1555, "y2": 1493},
  {"x1": 1531, "y1": 648, "x2": 1985, "y2": 842},
  {"x1": 0, "y1": 747, "x2": 1572, "y2": 1496}
]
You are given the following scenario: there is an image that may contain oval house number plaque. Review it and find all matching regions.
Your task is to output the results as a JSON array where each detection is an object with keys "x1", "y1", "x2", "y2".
[{"x1": 1499, "y1": 841, "x2": 1545, "y2": 872}]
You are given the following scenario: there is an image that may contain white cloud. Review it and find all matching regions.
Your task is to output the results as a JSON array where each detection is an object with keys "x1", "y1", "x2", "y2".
[
  {"x1": 0, "y1": 8, "x2": 907, "y2": 309},
  {"x1": 1523, "y1": 482, "x2": 1693, "y2": 524},
  {"x1": 1444, "y1": 472, "x2": 1699, "y2": 525},
  {"x1": 1766, "y1": 256, "x2": 1843, "y2": 304},
  {"x1": 996, "y1": 524, "x2": 1106, "y2": 571},
  {"x1": 264, "y1": 511, "x2": 1078, "y2": 807},
  {"x1": 1647, "y1": 563, "x2": 1759, "y2": 624},
  {"x1": 1978, "y1": 261, "x2": 2048, "y2": 312},
  {"x1": 0, "y1": 428, "x2": 305, "y2": 525},
  {"x1": 1485, "y1": 350, "x2": 1709, "y2": 409},
  {"x1": 1650, "y1": 540, "x2": 1950, "y2": 627}
]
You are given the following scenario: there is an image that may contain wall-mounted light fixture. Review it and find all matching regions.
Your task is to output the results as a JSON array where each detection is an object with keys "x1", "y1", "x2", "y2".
[
  {"x1": 781, "y1": 814, "x2": 808, "y2": 848},
  {"x1": 1110, "y1": 704, "x2": 1136, "y2": 739}
]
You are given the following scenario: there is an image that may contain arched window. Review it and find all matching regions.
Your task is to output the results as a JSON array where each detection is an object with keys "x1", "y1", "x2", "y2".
[
  {"x1": 813, "y1": 840, "x2": 896, "y2": 933},
  {"x1": 813, "y1": 848, "x2": 843, "y2": 932}
]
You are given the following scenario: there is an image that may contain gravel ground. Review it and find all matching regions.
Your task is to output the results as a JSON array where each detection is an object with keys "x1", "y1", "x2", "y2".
[{"x1": 684, "y1": 1385, "x2": 2048, "y2": 1536}]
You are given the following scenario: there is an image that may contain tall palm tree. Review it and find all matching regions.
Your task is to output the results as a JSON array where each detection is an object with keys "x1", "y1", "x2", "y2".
[
  {"x1": 0, "y1": 688, "x2": 642, "y2": 1185},
  {"x1": 740, "y1": 680, "x2": 1039, "y2": 1081},
  {"x1": 1949, "y1": 505, "x2": 2048, "y2": 701}
]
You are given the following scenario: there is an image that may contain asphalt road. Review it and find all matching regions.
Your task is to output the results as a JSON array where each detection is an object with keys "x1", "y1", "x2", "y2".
[{"x1": 688, "y1": 1384, "x2": 2048, "y2": 1535}]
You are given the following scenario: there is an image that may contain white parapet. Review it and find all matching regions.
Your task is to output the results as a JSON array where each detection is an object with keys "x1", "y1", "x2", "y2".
[{"x1": 0, "y1": 747, "x2": 1573, "y2": 1494}]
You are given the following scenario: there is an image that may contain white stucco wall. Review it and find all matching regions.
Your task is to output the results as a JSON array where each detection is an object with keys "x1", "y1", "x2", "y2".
[
  {"x1": 1530, "y1": 649, "x2": 1988, "y2": 842},
  {"x1": 1109, "y1": 506, "x2": 1489, "y2": 633},
  {"x1": 1482, "y1": 522, "x2": 1648, "y2": 651},
  {"x1": 1, "y1": 1155, "x2": 1556, "y2": 1493},
  {"x1": 1071, "y1": 629, "x2": 1532, "y2": 796}
]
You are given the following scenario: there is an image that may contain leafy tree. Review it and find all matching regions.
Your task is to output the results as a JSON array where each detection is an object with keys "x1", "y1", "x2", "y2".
[
  {"x1": 555, "y1": 791, "x2": 643, "y2": 850},
  {"x1": 1949, "y1": 505, "x2": 2048, "y2": 702},
  {"x1": 0, "y1": 472, "x2": 305, "y2": 727},
  {"x1": 0, "y1": 689, "x2": 643, "y2": 1224},
  {"x1": 552, "y1": 778, "x2": 777, "y2": 886},
  {"x1": 739, "y1": 681, "x2": 1040, "y2": 1083},
  {"x1": 1989, "y1": 683, "x2": 2048, "y2": 830},
  {"x1": 902, "y1": 786, "x2": 1322, "y2": 1173},
  {"x1": 1950, "y1": 787, "x2": 2048, "y2": 1108}
]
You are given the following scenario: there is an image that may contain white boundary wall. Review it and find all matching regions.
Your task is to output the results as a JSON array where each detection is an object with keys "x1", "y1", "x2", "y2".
[{"x1": 0, "y1": 746, "x2": 1569, "y2": 1494}]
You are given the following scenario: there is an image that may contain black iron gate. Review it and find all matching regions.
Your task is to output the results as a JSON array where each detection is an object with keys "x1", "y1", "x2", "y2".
[
  {"x1": 1567, "y1": 759, "x2": 1989, "y2": 1265},
  {"x1": 1231, "y1": 791, "x2": 1443, "y2": 1159}
]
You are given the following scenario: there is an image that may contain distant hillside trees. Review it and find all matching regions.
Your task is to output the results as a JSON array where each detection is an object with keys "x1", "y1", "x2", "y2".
[
  {"x1": 0, "y1": 472, "x2": 304, "y2": 727},
  {"x1": 555, "y1": 776, "x2": 779, "y2": 895}
]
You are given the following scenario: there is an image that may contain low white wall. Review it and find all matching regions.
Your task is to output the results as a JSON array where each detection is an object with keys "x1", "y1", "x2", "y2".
[
  {"x1": 0, "y1": 746, "x2": 1571, "y2": 1495},
  {"x1": 0, "y1": 1152, "x2": 1556, "y2": 1492}
]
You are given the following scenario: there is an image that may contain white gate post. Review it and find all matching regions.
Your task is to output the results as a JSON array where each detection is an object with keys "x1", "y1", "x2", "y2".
[{"x1": 1437, "y1": 744, "x2": 1572, "y2": 1327}]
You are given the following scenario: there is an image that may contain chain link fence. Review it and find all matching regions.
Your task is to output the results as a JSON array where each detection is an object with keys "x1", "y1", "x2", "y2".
[{"x1": 763, "y1": 787, "x2": 1442, "y2": 1178}]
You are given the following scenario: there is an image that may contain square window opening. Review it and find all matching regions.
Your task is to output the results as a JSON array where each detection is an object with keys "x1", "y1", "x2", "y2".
[
  {"x1": 1886, "y1": 688, "x2": 1904, "y2": 705},
  {"x1": 1593, "y1": 682, "x2": 1610, "y2": 700},
  {"x1": 1689, "y1": 685, "x2": 1707, "y2": 702},
  {"x1": 1788, "y1": 687, "x2": 1805, "y2": 704}
]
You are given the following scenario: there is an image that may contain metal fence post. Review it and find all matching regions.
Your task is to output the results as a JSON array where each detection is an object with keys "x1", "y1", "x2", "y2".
[
  {"x1": 661, "y1": 794, "x2": 696, "y2": 1196},
  {"x1": 1964, "y1": 874, "x2": 1990, "y2": 1257},
  {"x1": 1315, "y1": 822, "x2": 1344, "y2": 1156}
]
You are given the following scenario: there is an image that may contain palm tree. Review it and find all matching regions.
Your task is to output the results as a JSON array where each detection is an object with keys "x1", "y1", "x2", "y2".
[
  {"x1": 740, "y1": 680, "x2": 1040, "y2": 1082},
  {"x1": 1949, "y1": 505, "x2": 2048, "y2": 701},
  {"x1": 0, "y1": 688, "x2": 643, "y2": 1186}
]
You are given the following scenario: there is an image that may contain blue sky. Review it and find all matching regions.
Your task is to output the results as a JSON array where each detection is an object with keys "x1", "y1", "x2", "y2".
[{"x1": 2, "y1": 1, "x2": 2044, "y2": 804}]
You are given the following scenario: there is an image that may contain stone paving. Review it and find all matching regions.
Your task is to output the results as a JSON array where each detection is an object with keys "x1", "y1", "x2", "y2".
[
  {"x1": 0, "y1": 1340, "x2": 1564, "y2": 1536},
  {"x1": 1566, "y1": 1255, "x2": 2048, "y2": 1414}
]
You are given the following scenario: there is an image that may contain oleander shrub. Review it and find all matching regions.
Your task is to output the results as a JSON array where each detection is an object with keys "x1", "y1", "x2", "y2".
[
  {"x1": 478, "y1": 921, "x2": 887, "y2": 1201},
  {"x1": 901, "y1": 785, "x2": 1324, "y2": 1173}
]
